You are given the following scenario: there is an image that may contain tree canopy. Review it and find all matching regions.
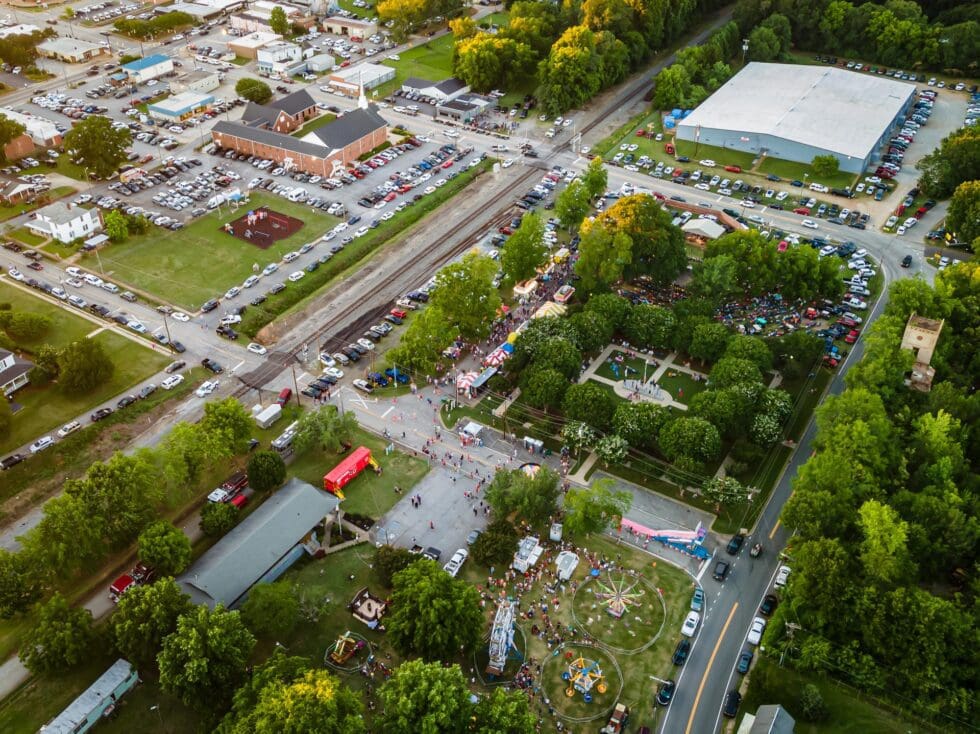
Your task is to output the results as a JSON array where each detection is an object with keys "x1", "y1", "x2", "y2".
[
  {"x1": 20, "y1": 593, "x2": 95, "y2": 674},
  {"x1": 138, "y1": 521, "x2": 192, "y2": 576},
  {"x1": 63, "y1": 115, "x2": 131, "y2": 179},
  {"x1": 485, "y1": 465, "x2": 560, "y2": 525}
]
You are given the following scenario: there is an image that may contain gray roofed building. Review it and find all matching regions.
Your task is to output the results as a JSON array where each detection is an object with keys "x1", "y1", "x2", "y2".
[
  {"x1": 736, "y1": 704, "x2": 796, "y2": 734},
  {"x1": 434, "y1": 78, "x2": 467, "y2": 95},
  {"x1": 40, "y1": 659, "x2": 139, "y2": 734},
  {"x1": 676, "y1": 62, "x2": 915, "y2": 174},
  {"x1": 307, "y1": 106, "x2": 387, "y2": 151},
  {"x1": 273, "y1": 88, "x2": 316, "y2": 117},
  {"x1": 0, "y1": 347, "x2": 33, "y2": 396},
  {"x1": 212, "y1": 120, "x2": 330, "y2": 158},
  {"x1": 177, "y1": 478, "x2": 338, "y2": 609},
  {"x1": 401, "y1": 76, "x2": 470, "y2": 103}
]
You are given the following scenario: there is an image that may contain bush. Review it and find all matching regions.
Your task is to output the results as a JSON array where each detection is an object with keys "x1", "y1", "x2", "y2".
[
  {"x1": 800, "y1": 683, "x2": 829, "y2": 721},
  {"x1": 471, "y1": 519, "x2": 518, "y2": 568},
  {"x1": 201, "y1": 501, "x2": 239, "y2": 537}
]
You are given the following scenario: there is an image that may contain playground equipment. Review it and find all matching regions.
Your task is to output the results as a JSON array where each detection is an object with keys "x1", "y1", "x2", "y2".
[
  {"x1": 323, "y1": 446, "x2": 381, "y2": 499},
  {"x1": 328, "y1": 631, "x2": 365, "y2": 665},
  {"x1": 563, "y1": 654, "x2": 608, "y2": 699},
  {"x1": 350, "y1": 587, "x2": 387, "y2": 629},
  {"x1": 486, "y1": 600, "x2": 521, "y2": 676},
  {"x1": 618, "y1": 519, "x2": 711, "y2": 560},
  {"x1": 593, "y1": 570, "x2": 645, "y2": 619}
]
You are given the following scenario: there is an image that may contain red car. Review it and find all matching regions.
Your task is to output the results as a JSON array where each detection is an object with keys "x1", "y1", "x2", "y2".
[
  {"x1": 844, "y1": 329, "x2": 859, "y2": 344},
  {"x1": 724, "y1": 165, "x2": 742, "y2": 173},
  {"x1": 823, "y1": 354, "x2": 839, "y2": 367},
  {"x1": 441, "y1": 159, "x2": 453, "y2": 169},
  {"x1": 27, "y1": 261, "x2": 43, "y2": 271},
  {"x1": 390, "y1": 308, "x2": 407, "y2": 319},
  {"x1": 793, "y1": 207, "x2": 810, "y2": 215},
  {"x1": 837, "y1": 316, "x2": 858, "y2": 327}
]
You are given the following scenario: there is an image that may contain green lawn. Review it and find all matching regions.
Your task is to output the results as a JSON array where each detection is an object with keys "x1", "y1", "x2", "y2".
[
  {"x1": 741, "y1": 658, "x2": 931, "y2": 733},
  {"x1": 336, "y1": 0, "x2": 375, "y2": 19},
  {"x1": 291, "y1": 112, "x2": 337, "y2": 138},
  {"x1": 288, "y1": 426, "x2": 430, "y2": 519},
  {"x1": 596, "y1": 109, "x2": 666, "y2": 158},
  {"x1": 757, "y1": 156, "x2": 857, "y2": 190},
  {"x1": 672, "y1": 139, "x2": 758, "y2": 170},
  {"x1": 7, "y1": 227, "x2": 46, "y2": 247},
  {"x1": 0, "y1": 280, "x2": 96, "y2": 351},
  {"x1": 0, "y1": 187, "x2": 77, "y2": 223},
  {"x1": 656, "y1": 369, "x2": 707, "y2": 404},
  {"x1": 593, "y1": 350, "x2": 653, "y2": 382},
  {"x1": 17, "y1": 156, "x2": 91, "y2": 182},
  {"x1": 2, "y1": 329, "x2": 171, "y2": 454},
  {"x1": 374, "y1": 34, "x2": 456, "y2": 99},
  {"x1": 80, "y1": 192, "x2": 340, "y2": 310}
]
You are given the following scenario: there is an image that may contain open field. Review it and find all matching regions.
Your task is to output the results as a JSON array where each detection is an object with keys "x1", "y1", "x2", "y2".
[
  {"x1": 6, "y1": 227, "x2": 45, "y2": 247},
  {"x1": 80, "y1": 192, "x2": 340, "y2": 310},
  {"x1": 374, "y1": 34, "x2": 456, "y2": 99},
  {"x1": 1, "y1": 329, "x2": 171, "y2": 454}
]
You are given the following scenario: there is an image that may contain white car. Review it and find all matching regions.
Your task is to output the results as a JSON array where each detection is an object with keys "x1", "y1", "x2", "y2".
[
  {"x1": 57, "y1": 420, "x2": 81, "y2": 438},
  {"x1": 219, "y1": 314, "x2": 242, "y2": 325},
  {"x1": 323, "y1": 367, "x2": 344, "y2": 379},
  {"x1": 774, "y1": 565, "x2": 791, "y2": 588},
  {"x1": 7, "y1": 267, "x2": 23, "y2": 281},
  {"x1": 66, "y1": 277, "x2": 83, "y2": 288},
  {"x1": 319, "y1": 352, "x2": 336, "y2": 368},
  {"x1": 288, "y1": 271, "x2": 305, "y2": 282},
  {"x1": 443, "y1": 548, "x2": 468, "y2": 577},
  {"x1": 195, "y1": 380, "x2": 219, "y2": 397},
  {"x1": 356, "y1": 338, "x2": 375, "y2": 351},
  {"x1": 843, "y1": 297, "x2": 867, "y2": 310},
  {"x1": 243, "y1": 275, "x2": 260, "y2": 288},
  {"x1": 66, "y1": 266, "x2": 83, "y2": 277},
  {"x1": 282, "y1": 251, "x2": 300, "y2": 263},
  {"x1": 127, "y1": 320, "x2": 146, "y2": 333},
  {"x1": 262, "y1": 263, "x2": 279, "y2": 276},
  {"x1": 161, "y1": 374, "x2": 184, "y2": 390},
  {"x1": 681, "y1": 610, "x2": 700, "y2": 637},
  {"x1": 224, "y1": 286, "x2": 241, "y2": 299},
  {"x1": 247, "y1": 342, "x2": 267, "y2": 355},
  {"x1": 171, "y1": 312, "x2": 190, "y2": 322},
  {"x1": 801, "y1": 219, "x2": 818, "y2": 229},
  {"x1": 30, "y1": 436, "x2": 55, "y2": 454},
  {"x1": 747, "y1": 617, "x2": 766, "y2": 646},
  {"x1": 699, "y1": 159, "x2": 716, "y2": 167}
]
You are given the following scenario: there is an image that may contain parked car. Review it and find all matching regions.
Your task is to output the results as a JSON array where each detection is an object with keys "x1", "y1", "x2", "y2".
[
  {"x1": 681, "y1": 611, "x2": 700, "y2": 637},
  {"x1": 91, "y1": 407, "x2": 114, "y2": 421},
  {"x1": 759, "y1": 594, "x2": 779, "y2": 617},
  {"x1": 747, "y1": 617, "x2": 767, "y2": 645},
  {"x1": 737, "y1": 650, "x2": 754, "y2": 674},
  {"x1": 774, "y1": 565, "x2": 791, "y2": 588},
  {"x1": 672, "y1": 639, "x2": 691, "y2": 665},
  {"x1": 713, "y1": 560, "x2": 730, "y2": 581},
  {"x1": 656, "y1": 679, "x2": 676, "y2": 706},
  {"x1": 726, "y1": 533, "x2": 745, "y2": 555},
  {"x1": 690, "y1": 588, "x2": 704, "y2": 612},
  {"x1": 722, "y1": 690, "x2": 742, "y2": 718}
]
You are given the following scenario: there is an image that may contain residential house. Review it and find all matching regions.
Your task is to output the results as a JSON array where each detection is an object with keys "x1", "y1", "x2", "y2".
[{"x1": 25, "y1": 202, "x2": 103, "y2": 244}]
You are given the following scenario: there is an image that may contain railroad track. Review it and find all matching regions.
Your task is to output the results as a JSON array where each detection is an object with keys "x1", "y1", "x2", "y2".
[{"x1": 231, "y1": 164, "x2": 543, "y2": 394}]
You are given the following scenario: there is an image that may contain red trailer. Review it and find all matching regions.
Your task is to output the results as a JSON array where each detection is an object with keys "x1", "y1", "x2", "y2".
[{"x1": 323, "y1": 446, "x2": 380, "y2": 498}]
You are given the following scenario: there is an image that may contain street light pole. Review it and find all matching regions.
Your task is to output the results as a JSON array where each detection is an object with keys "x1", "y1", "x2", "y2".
[{"x1": 742, "y1": 38, "x2": 749, "y2": 66}]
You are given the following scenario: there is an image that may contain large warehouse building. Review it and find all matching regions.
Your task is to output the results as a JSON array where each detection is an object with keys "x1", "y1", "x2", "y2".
[{"x1": 676, "y1": 63, "x2": 915, "y2": 174}]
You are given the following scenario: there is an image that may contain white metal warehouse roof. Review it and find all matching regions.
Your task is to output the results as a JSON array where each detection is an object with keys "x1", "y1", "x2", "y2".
[{"x1": 677, "y1": 63, "x2": 915, "y2": 161}]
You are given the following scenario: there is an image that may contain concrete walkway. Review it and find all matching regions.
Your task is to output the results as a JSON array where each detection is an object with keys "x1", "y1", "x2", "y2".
[{"x1": 580, "y1": 344, "x2": 713, "y2": 410}]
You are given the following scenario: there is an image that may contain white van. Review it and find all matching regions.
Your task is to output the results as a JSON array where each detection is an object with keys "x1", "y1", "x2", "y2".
[
  {"x1": 286, "y1": 188, "x2": 306, "y2": 203},
  {"x1": 100, "y1": 282, "x2": 120, "y2": 294}
]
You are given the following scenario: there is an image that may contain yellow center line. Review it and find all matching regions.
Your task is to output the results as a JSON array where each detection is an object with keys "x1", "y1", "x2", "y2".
[
  {"x1": 768, "y1": 518, "x2": 781, "y2": 541},
  {"x1": 685, "y1": 602, "x2": 739, "y2": 734}
]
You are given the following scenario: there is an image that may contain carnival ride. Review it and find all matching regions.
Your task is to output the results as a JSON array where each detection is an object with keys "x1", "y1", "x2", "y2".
[
  {"x1": 486, "y1": 600, "x2": 522, "y2": 676},
  {"x1": 563, "y1": 655, "x2": 608, "y2": 700},
  {"x1": 593, "y1": 571, "x2": 646, "y2": 619}
]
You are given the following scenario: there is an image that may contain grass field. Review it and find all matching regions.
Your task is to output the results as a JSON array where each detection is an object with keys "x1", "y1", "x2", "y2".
[
  {"x1": 656, "y1": 369, "x2": 707, "y2": 404},
  {"x1": 0, "y1": 281, "x2": 96, "y2": 350},
  {"x1": 17, "y1": 156, "x2": 90, "y2": 182},
  {"x1": 288, "y1": 426, "x2": 430, "y2": 519},
  {"x1": 7, "y1": 227, "x2": 46, "y2": 247},
  {"x1": 1, "y1": 329, "x2": 171, "y2": 454},
  {"x1": 673, "y1": 139, "x2": 758, "y2": 171},
  {"x1": 80, "y1": 192, "x2": 340, "y2": 310},
  {"x1": 757, "y1": 156, "x2": 857, "y2": 190},
  {"x1": 374, "y1": 34, "x2": 456, "y2": 99},
  {"x1": 593, "y1": 350, "x2": 652, "y2": 382},
  {"x1": 741, "y1": 658, "x2": 931, "y2": 733}
]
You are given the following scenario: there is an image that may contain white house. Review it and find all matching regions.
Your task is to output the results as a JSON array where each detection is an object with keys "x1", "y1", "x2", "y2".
[
  {"x1": 257, "y1": 41, "x2": 304, "y2": 76},
  {"x1": 26, "y1": 202, "x2": 103, "y2": 244},
  {"x1": 0, "y1": 348, "x2": 33, "y2": 396},
  {"x1": 121, "y1": 54, "x2": 175, "y2": 84}
]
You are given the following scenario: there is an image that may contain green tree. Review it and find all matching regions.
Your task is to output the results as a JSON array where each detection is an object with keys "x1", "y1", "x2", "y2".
[
  {"x1": 33, "y1": 344, "x2": 61, "y2": 381},
  {"x1": 474, "y1": 686, "x2": 536, "y2": 733},
  {"x1": 612, "y1": 401, "x2": 670, "y2": 449},
  {"x1": 625, "y1": 304, "x2": 675, "y2": 349},
  {"x1": 800, "y1": 683, "x2": 829, "y2": 722},
  {"x1": 652, "y1": 64, "x2": 691, "y2": 109},
  {"x1": 112, "y1": 577, "x2": 193, "y2": 668},
  {"x1": 247, "y1": 450, "x2": 286, "y2": 492},
  {"x1": 946, "y1": 179, "x2": 980, "y2": 246},
  {"x1": 584, "y1": 292, "x2": 631, "y2": 326},
  {"x1": 538, "y1": 25, "x2": 603, "y2": 115},
  {"x1": 771, "y1": 331, "x2": 824, "y2": 379},
  {"x1": 561, "y1": 420, "x2": 597, "y2": 455},
  {"x1": 470, "y1": 518, "x2": 519, "y2": 567},
  {"x1": 0, "y1": 550, "x2": 46, "y2": 619},
  {"x1": 375, "y1": 546, "x2": 420, "y2": 586},
  {"x1": 0, "y1": 113, "x2": 26, "y2": 163},
  {"x1": 387, "y1": 560, "x2": 483, "y2": 660},
  {"x1": 568, "y1": 310, "x2": 614, "y2": 352},
  {"x1": 688, "y1": 322, "x2": 731, "y2": 363},
  {"x1": 689, "y1": 388, "x2": 743, "y2": 439},
  {"x1": 245, "y1": 669, "x2": 365, "y2": 734},
  {"x1": 701, "y1": 475, "x2": 751, "y2": 511},
  {"x1": 453, "y1": 35, "x2": 535, "y2": 91},
  {"x1": 574, "y1": 221, "x2": 632, "y2": 292},
  {"x1": 241, "y1": 582, "x2": 299, "y2": 638},
  {"x1": 201, "y1": 500, "x2": 240, "y2": 537},
  {"x1": 216, "y1": 651, "x2": 312, "y2": 733},
  {"x1": 500, "y1": 211, "x2": 547, "y2": 286},
  {"x1": 20, "y1": 491, "x2": 103, "y2": 576},
  {"x1": 594, "y1": 434, "x2": 629, "y2": 465},
  {"x1": 521, "y1": 366, "x2": 568, "y2": 412},
  {"x1": 269, "y1": 5, "x2": 289, "y2": 35},
  {"x1": 201, "y1": 397, "x2": 254, "y2": 455},
  {"x1": 709, "y1": 356, "x2": 763, "y2": 389},
  {"x1": 430, "y1": 252, "x2": 500, "y2": 341},
  {"x1": 3, "y1": 312, "x2": 51, "y2": 341},
  {"x1": 562, "y1": 381, "x2": 617, "y2": 431},
  {"x1": 378, "y1": 660, "x2": 470, "y2": 733},
  {"x1": 724, "y1": 334, "x2": 773, "y2": 372},
  {"x1": 858, "y1": 499, "x2": 914, "y2": 585},
  {"x1": 690, "y1": 254, "x2": 739, "y2": 304},
  {"x1": 387, "y1": 305, "x2": 455, "y2": 375},
  {"x1": 563, "y1": 478, "x2": 631, "y2": 537},
  {"x1": 485, "y1": 466, "x2": 560, "y2": 525},
  {"x1": 810, "y1": 154, "x2": 840, "y2": 178},
  {"x1": 20, "y1": 593, "x2": 95, "y2": 674},
  {"x1": 235, "y1": 78, "x2": 273, "y2": 104},
  {"x1": 555, "y1": 179, "x2": 592, "y2": 230},
  {"x1": 159, "y1": 605, "x2": 256, "y2": 712},
  {"x1": 531, "y1": 336, "x2": 581, "y2": 379},
  {"x1": 659, "y1": 416, "x2": 721, "y2": 465},
  {"x1": 104, "y1": 209, "x2": 129, "y2": 242},
  {"x1": 138, "y1": 521, "x2": 191, "y2": 576},
  {"x1": 581, "y1": 156, "x2": 608, "y2": 199},
  {"x1": 916, "y1": 126, "x2": 980, "y2": 198},
  {"x1": 63, "y1": 115, "x2": 131, "y2": 179},
  {"x1": 57, "y1": 338, "x2": 114, "y2": 392},
  {"x1": 747, "y1": 25, "x2": 781, "y2": 60},
  {"x1": 588, "y1": 194, "x2": 686, "y2": 284},
  {"x1": 293, "y1": 405, "x2": 358, "y2": 455}
]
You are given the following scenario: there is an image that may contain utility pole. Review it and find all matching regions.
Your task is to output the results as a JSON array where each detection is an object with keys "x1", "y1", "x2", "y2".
[{"x1": 291, "y1": 364, "x2": 300, "y2": 406}]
